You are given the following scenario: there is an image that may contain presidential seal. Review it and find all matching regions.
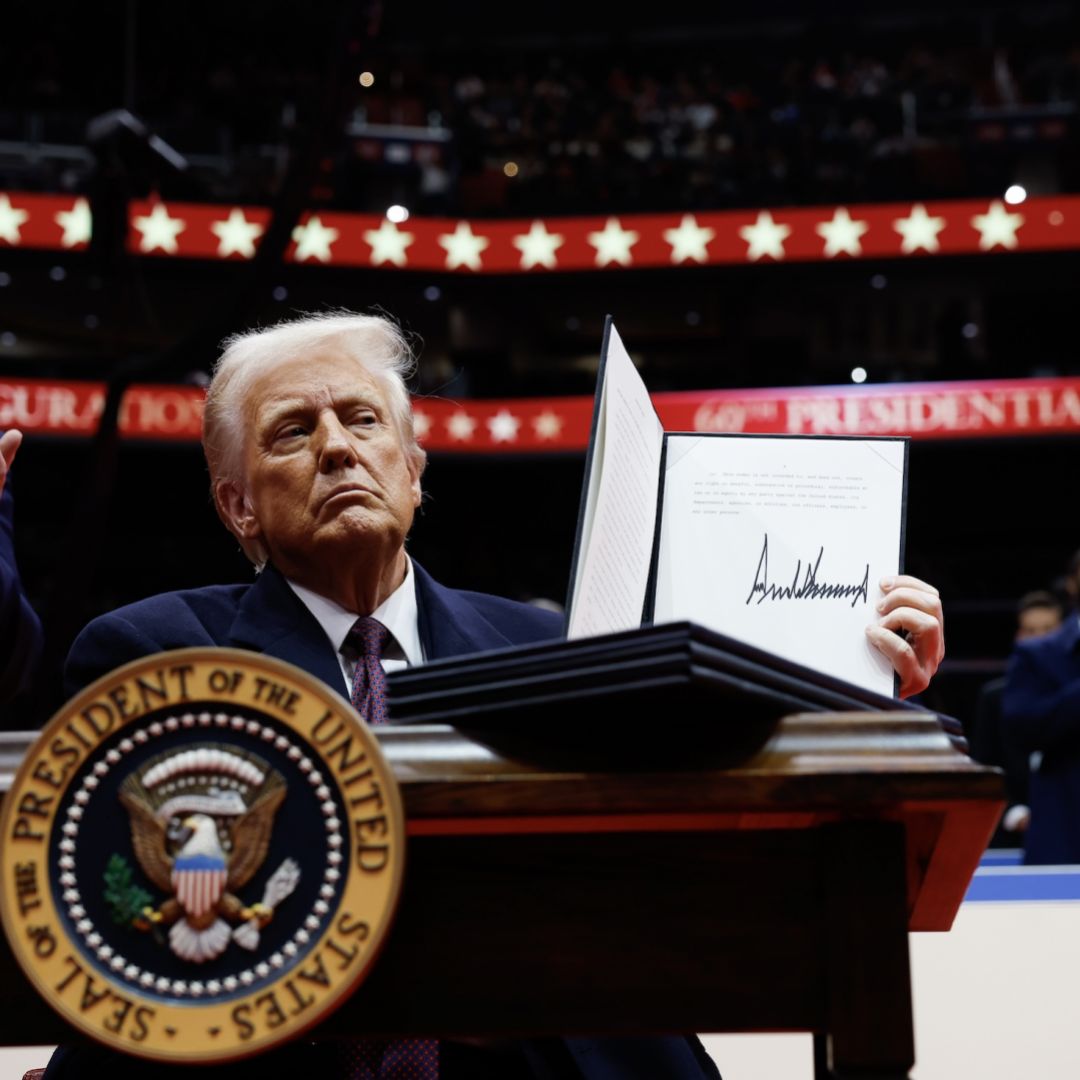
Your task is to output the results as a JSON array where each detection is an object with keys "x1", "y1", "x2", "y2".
[{"x1": 0, "y1": 649, "x2": 405, "y2": 1062}]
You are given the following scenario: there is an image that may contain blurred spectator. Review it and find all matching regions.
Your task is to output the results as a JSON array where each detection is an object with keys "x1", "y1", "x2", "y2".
[
  {"x1": 970, "y1": 590, "x2": 1064, "y2": 846},
  {"x1": 0, "y1": 430, "x2": 45, "y2": 707},
  {"x1": 5, "y1": 11, "x2": 1080, "y2": 215},
  {"x1": 1002, "y1": 580, "x2": 1080, "y2": 864}
]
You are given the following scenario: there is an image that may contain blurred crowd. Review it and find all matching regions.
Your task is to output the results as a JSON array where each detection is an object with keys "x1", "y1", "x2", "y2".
[
  {"x1": 389, "y1": 38, "x2": 1080, "y2": 215},
  {"x1": 3, "y1": 14, "x2": 1079, "y2": 215}
]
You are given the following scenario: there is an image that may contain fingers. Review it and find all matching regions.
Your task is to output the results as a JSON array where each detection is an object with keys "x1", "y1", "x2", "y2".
[
  {"x1": 0, "y1": 429, "x2": 22, "y2": 497},
  {"x1": 877, "y1": 585, "x2": 943, "y2": 622},
  {"x1": 0, "y1": 429, "x2": 21, "y2": 470},
  {"x1": 868, "y1": 574, "x2": 946, "y2": 699},
  {"x1": 880, "y1": 573, "x2": 939, "y2": 597}
]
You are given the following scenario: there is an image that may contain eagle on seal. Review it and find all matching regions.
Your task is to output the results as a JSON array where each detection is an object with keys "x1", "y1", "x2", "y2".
[{"x1": 118, "y1": 745, "x2": 288, "y2": 963}]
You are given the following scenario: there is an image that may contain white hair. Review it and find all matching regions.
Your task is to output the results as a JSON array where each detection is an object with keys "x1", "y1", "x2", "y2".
[
  {"x1": 202, "y1": 311, "x2": 427, "y2": 565},
  {"x1": 202, "y1": 310, "x2": 426, "y2": 487}
]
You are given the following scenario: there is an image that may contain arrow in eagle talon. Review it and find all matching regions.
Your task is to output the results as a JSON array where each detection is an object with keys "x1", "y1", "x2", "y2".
[{"x1": 232, "y1": 858, "x2": 301, "y2": 951}]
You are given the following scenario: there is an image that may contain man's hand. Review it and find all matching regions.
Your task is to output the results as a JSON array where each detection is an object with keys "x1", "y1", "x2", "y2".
[
  {"x1": 0, "y1": 429, "x2": 22, "y2": 499},
  {"x1": 866, "y1": 574, "x2": 945, "y2": 699}
]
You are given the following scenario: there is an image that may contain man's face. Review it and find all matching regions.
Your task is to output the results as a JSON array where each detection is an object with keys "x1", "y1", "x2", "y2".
[
  {"x1": 1016, "y1": 605, "x2": 1062, "y2": 641},
  {"x1": 228, "y1": 348, "x2": 421, "y2": 576}
]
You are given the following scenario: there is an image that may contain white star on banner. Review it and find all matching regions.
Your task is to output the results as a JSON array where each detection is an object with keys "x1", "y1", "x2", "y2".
[
  {"x1": 512, "y1": 221, "x2": 565, "y2": 269},
  {"x1": 0, "y1": 195, "x2": 30, "y2": 245},
  {"x1": 292, "y1": 216, "x2": 339, "y2": 263},
  {"x1": 411, "y1": 410, "x2": 431, "y2": 440},
  {"x1": 363, "y1": 218, "x2": 414, "y2": 267},
  {"x1": 533, "y1": 411, "x2": 563, "y2": 440},
  {"x1": 133, "y1": 203, "x2": 186, "y2": 254},
  {"x1": 447, "y1": 411, "x2": 477, "y2": 441},
  {"x1": 488, "y1": 410, "x2": 521, "y2": 443},
  {"x1": 438, "y1": 222, "x2": 489, "y2": 270},
  {"x1": 971, "y1": 200, "x2": 1024, "y2": 251},
  {"x1": 210, "y1": 209, "x2": 264, "y2": 258},
  {"x1": 587, "y1": 217, "x2": 639, "y2": 267},
  {"x1": 663, "y1": 214, "x2": 715, "y2": 264},
  {"x1": 738, "y1": 211, "x2": 791, "y2": 261},
  {"x1": 893, "y1": 204, "x2": 946, "y2": 254},
  {"x1": 815, "y1": 207, "x2": 869, "y2": 258},
  {"x1": 55, "y1": 198, "x2": 92, "y2": 247}
]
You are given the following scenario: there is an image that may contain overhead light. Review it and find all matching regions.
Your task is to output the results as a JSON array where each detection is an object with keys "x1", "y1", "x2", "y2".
[
  {"x1": 386, "y1": 205, "x2": 409, "y2": 223},
  {"x1": 1004, "y1": 184, "x2": 1027, "y2": 205},
  {"x1": 359, "y1": 72, "x2": 375, "y2": 88},
  {"x1": 503, "y1": 161, "x2": 519, "y2": 178},
  {"x1": 851, "y1": 366, "x2": 868, "y2": 384}
]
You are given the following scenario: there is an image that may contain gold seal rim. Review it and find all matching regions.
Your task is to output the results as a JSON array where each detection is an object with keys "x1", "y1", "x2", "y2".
[{"x1": 0, "y1": 647, "x2": 406, "y2": 1063}]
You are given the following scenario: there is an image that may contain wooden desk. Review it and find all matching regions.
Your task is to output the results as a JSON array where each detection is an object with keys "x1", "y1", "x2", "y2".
[{"x1": 0, "y1": 713, "x2": 1002, "y2": 1079}]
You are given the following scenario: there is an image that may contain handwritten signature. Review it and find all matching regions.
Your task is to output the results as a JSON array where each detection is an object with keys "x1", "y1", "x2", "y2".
[{"x1": 745, "y1": 533, "x2": 870, "y2": 608}]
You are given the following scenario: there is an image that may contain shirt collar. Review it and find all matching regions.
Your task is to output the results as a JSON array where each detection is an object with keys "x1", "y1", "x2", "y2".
[{"x1": 285, "y1": 556, "x2": 424, "y2": 667}]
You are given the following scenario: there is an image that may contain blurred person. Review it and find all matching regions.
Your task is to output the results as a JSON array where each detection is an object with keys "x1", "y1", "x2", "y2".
[
  {"x1": 970, "y1": 591, "x2": 1064, "y2": 845},
  {"x1": 1003, "y1": 575, "x2": 1080, "y2": 864},
  {"x1": 0, "y1": 428, "x2": 44, "y2": 705}
]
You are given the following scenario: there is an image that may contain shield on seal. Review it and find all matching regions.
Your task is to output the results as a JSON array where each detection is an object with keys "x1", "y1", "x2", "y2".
[{"x1": 171, "y1": 850, "x2": 229, "y2": 919}]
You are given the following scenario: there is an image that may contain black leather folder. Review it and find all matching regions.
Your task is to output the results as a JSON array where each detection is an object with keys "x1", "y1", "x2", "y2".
[{"x1": 387, "y1": 622, "x2": 962, "y2": 761}]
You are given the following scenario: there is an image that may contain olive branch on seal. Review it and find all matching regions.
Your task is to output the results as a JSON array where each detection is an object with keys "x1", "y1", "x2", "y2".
[{"x1": 103, "y1": 853, "x2": 155, "y2": 928}]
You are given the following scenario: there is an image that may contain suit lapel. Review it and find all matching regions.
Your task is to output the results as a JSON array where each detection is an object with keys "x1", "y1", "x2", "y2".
[
  {"x1": 226, "y1": 561, "x2": 516, "y2": 685},
  {"x1": 413, "y1": 561, "x2": 518, "y2": 661},
  {"x1": 228, "y1": 565, "x2": 346, "y2": 692}
]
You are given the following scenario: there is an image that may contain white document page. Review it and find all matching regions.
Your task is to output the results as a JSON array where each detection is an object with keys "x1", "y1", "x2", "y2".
[
  {"x1": 567, "y1": 326, "x2": 664, "y2": 639},
  {"x1": 652, "y1": 435, "x2": 906, "y2": 695}
]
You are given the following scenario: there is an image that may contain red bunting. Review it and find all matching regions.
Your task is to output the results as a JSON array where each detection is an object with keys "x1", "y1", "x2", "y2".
[
  {"x1": 0, "y1": 190, "x2": 1076, "y2": 269},
  {"x1": 2, "y1": 376, "x2": 1077, "y2": 446}
]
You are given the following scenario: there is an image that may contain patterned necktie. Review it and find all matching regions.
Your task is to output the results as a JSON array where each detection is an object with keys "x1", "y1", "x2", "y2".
[
  {"x1": 341, "y1": 616, "x2": 439, "y2": 1080},
  {"x1": 349, "y1": 616, "x2": 391, "y2": 726}
]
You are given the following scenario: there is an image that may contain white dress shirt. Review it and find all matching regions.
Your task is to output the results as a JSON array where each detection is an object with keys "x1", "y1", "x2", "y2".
[{"x1": 286, "y1": 556, "x2": 425, "y2": 697}]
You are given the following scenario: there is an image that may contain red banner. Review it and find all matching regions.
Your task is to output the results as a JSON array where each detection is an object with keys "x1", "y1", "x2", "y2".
[
  {"x1": 1, "y1": 377, "x2": 1077, "y2": 447},
  {"x1": 1, "y1": 190, "x2": 1078, "y2": 270},
  {"x1": 0, "y1": 380, "x2": 205, "y2": 440}
]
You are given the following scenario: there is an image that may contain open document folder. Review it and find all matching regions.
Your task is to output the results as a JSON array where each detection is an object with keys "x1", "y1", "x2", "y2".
[{"x1": 565, "y1": 319, "x2": 908, "y2": 697}]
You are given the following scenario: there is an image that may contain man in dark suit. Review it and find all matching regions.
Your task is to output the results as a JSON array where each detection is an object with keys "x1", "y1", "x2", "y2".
[
  {"x1": 970, "y1": 590, "x2": 1063, "y2": 846},
  {"x1": 0, "y1": 428, "x2": 43, "y2": 706},
  {"x1": 1003, "y1": 605, "x2": 1080, "y2": 864},
  {"x1": 47, "y1": 310, "x2": 943, "y2": 1078},
  {"x1": 45, "y1": 312, "x2": 722, "y2": 1079}
]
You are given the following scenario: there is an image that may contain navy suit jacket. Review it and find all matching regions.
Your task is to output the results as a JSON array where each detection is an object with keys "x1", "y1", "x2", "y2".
[
  {"x1": 1002, "y1": 615, "x2": 1080, "y2": 864},
  {"x1": 52, "y1": 561, "x2": 720, "y2": 1080},
  {"x1": 65, "y1": 560, "x2": 564, "y2": 697},
  {"x1": 0, "y1": 481, "x2": 43, "y2": 704}
]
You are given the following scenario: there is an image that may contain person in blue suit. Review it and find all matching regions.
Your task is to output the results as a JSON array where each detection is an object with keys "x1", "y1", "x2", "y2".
[
  {"x1": 1003, "y1": 608, "x2": 1080, "y2": 864},
  {"x1": 0, "y1": 428, "x2": 43, "y2": 705}
]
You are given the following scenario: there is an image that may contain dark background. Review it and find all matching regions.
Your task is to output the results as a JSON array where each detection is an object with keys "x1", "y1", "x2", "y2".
[{"x1": 2, "y1": 0, "x2": 1078, "y2": 728}]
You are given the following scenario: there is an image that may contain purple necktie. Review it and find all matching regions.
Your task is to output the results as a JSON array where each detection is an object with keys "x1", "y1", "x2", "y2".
[
  {"x1": 341, "y1": 616, "x2": 438, "y2": 1080},
  {"x1": 349, "y1": 616, "x2": 392, "y2": 726}
]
